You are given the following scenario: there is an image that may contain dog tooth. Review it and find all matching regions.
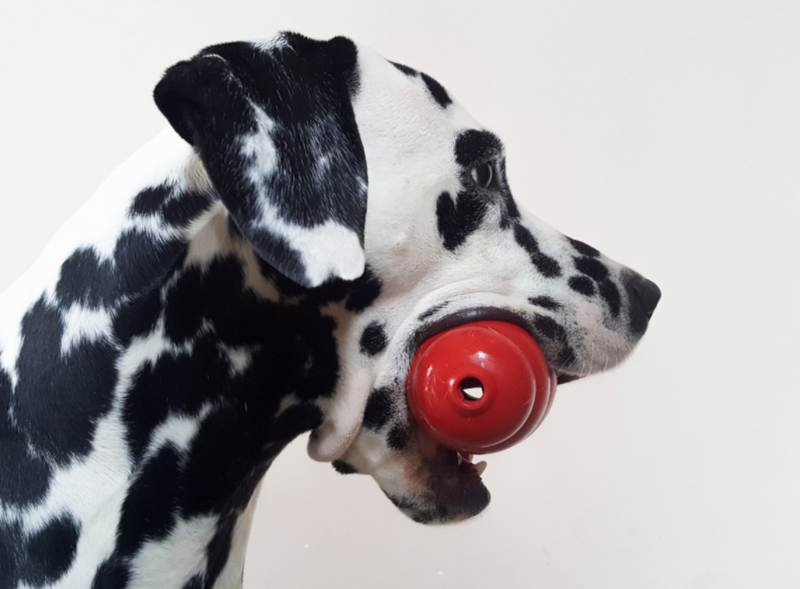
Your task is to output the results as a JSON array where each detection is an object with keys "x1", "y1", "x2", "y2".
[{"x1": 474, "y1": 461, "x2": 487, "y2": 476}]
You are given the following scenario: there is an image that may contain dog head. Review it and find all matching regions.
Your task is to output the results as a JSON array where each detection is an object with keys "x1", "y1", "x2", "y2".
[{"x1": 155, "y1": 33, "x2": 660, "y2": 524}]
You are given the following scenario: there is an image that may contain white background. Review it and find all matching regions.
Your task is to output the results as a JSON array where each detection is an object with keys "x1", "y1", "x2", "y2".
[{"x1": 1, "y1": 1, "x2": 798, "y2": 587}]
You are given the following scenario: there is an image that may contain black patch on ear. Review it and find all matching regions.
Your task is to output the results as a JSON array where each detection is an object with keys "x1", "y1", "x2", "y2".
[
  {"x1": 455, "y1": 130, "x2": 503, "y2": 168},
  {"x1": 360, "y1": 321, "x2": 387, "y2": 356},
  {"x1": 332, "y1": 460, "x2": 358, "y2": 474},
  {"x1": 574, "y1": 256, "x2": 609, "y2": 282},
  {"x1": 420, "y1": 73, "x2": 452, "y2": 108},
  {"x1": 598, "y1": 280, "x2": 621, "y2": 318},
  {"x1": 387, "y1": 425, "x2": 410, "y2": 451},
  {"x1": 513, "y1": 225, "x2": 561, "y2": 277},
  {"x1": 567, "y1": 237, "x2": 600, "y2": 258},
  {"x1": 345, "y1": 266, "x2": 383, "y2": 311},
  {"x1": 390, "y1": 61, "x2": 417, "y2": 76},
  {"x1": 568, "y1": 276, "x2": 596, "y2": 296},
  {"x1": 154, "y1": 34, "x2": 368, "y2": 287},
  {"x1": 14, "y1": 298, "x2": 118, "y2": 464},
  {"x1": 363, "y1": 387, "x2": 393, "y2": 431},
  {"x1": 18, "y1": 515, "x2": 80, "y2": 586},
  {"x1": 436, "y1": 191, "x2": 488, "y2": 250},
  {"x1": 528, "y1": 296, "x2": 562, "y2": 310}
]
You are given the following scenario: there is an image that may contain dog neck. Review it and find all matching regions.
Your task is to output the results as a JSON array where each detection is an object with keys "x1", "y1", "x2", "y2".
[{"x1": 0, "y1": 128, "x2": 364, "y2": 588}]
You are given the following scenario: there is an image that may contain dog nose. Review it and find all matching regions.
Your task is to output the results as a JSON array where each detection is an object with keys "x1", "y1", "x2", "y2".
[{"x1": 623, "y1": 272, "x2": 661, "y2": 334}]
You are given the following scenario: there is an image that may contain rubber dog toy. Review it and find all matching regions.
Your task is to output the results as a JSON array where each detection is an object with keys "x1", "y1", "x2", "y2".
[{"x1": 407, "y1": 321, "x2": 556, "y2": 455}]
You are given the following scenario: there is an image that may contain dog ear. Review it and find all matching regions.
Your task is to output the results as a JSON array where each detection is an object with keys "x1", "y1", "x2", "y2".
[{"x1": 154, "y1": 33, "x2": 368, "y2": 287}]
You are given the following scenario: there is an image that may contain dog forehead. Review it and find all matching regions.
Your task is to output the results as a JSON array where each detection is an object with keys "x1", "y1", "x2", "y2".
[{"x1": 351, "y1": 44, "x2": 481, "y2": 170}]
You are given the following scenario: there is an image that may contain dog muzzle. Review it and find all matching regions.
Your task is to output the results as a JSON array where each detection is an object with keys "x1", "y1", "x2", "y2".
[{"x1": 406, "y1": 321, "x2": 557, "y2": 455}]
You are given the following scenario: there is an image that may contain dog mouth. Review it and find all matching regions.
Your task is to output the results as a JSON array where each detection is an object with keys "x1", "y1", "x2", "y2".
[{"x1": 397, "y1": 305, "x2": 582, "y2": 522}]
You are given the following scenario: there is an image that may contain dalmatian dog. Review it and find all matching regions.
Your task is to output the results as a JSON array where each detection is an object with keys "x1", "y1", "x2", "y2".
[{"x1": 0, "y1": 32, "x2": 660, "y2": 589}]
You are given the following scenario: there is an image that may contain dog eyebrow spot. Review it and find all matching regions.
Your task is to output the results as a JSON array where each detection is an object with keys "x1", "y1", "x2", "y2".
[
  {"x1": 363, "y1": 387, "x2": 393, "y2": 431},
  {"x1": 568, "y1": 276, "x2": 596, "y2": 296},
  {"x1": 454, "y1": 130, "x2": 503, "y2": 168},
  {"x1": 359, "y1": 321, "x2": 388, "y2": 356}
]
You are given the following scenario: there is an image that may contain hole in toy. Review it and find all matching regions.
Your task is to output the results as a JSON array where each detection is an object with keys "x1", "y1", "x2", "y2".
[{"x1": 459, "y1": 377, "x2": 485, "y2": 401}]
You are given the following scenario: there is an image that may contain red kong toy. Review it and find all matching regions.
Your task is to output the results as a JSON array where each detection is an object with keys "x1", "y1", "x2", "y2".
[{"x1": 407, "y1": 321, "x2": 557, "y2": 455}]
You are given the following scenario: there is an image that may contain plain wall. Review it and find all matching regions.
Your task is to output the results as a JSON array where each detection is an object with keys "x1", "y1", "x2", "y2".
[{"x1": 1, "y1": 1, "x2": 798, "y2": 587}]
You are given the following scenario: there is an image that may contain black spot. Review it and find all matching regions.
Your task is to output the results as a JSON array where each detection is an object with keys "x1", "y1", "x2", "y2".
[
  {"x1": 436, "y1": 191, "x2": 488, "y2": 251},
  {"x1": 116, "y1": 444, "x2": 182, "y2": 557},
  {"x1": 574, "y1": 256, "x2": 609, "y2": 281},
  {"x1": 19, "y1": 515, "x2": 80, "y2": 586},
  {"x1": 332, "y1": 460, "x2": 358, "y2": 474},
  {"x1": 513, "y1": 225, "x2": 561, "y2": 278},
  {"x1": 420, "y1": 73, "x2": 452, "y2": 108},
  {"x1": 557, "y1": 345, "x2": 577, "y2": 367},
  {"x1": 55, "y1": 231, "x2": 184, "y2": 307},
  {"x1": 363, "y1": 388, "x2": 393, "y2": 431},
  {"x1": 124, "y1": 338, "x2": 232, "y2": 463},
  {"x1": 455, "y1": 130, "x2": 503, "y2": 168},
  {"x1": 568, "y1": 275, "x2": 596, "y2": 296},
  {"x1": 360, "y1": 322, "x2": 387, "y2": 356},
  {"x1": 112, "y1": 288, "x2": 162, "y2": 347},
  {"x1": 0, "y1": 522, "x2": 21, "y2": 587},
  {"x1": 528, "y1": 296, "x2": 562, "y2": 310},
  {"x1": 345, "y1": 266, "x2": 382, "y2": 311},
  {"x1": 390, "y1": 61, "x2": 417, "y2": 76},
  {"x1": 91, "y1": 558, "x2": 130, "y2": 589},
  {"x1": 0, "y1": 367, "x2": 51, "y2": 507},
  {"x1": 598, "y1": 280, "x2": 621, "y2": 318},
  {"x1": 567, "y1": 237, "x2": 600, "y2": 258},
  {"x1": 163, "y1": 268, "x2": 206, "y2": 344},
  {"x1": 131, "y1": 184, "x2": 171, "y2": 216},
  {"x1": 14, "y1": 298, "x2": 118, "y2": 463},
  {"x1": 533, "y1": 315, "x2": 569, "y2": 344},
  {"x1": 203, "y1": 512, "x2": 237, "y2": 589},
  {"x1": 387, "y1": 424, "x2": 410, "y2": 451},
  {"x1": 161, "y1": 192, "x2": 214, "y2": 227}
]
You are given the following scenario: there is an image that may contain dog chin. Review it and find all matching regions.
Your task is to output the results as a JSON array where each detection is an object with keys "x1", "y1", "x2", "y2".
[{"x1": 384, "y1": 432, "x2": 492, "y2": 525}]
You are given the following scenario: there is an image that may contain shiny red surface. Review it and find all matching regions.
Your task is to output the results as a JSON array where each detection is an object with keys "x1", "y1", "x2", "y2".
[{"x1": 406, "y1": 321, "x2": 556, "y2": 454}]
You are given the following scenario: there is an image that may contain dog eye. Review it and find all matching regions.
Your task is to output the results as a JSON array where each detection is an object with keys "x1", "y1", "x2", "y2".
[{"x1": 470, "y1": 162, "x2": 495, "y2": 189}]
